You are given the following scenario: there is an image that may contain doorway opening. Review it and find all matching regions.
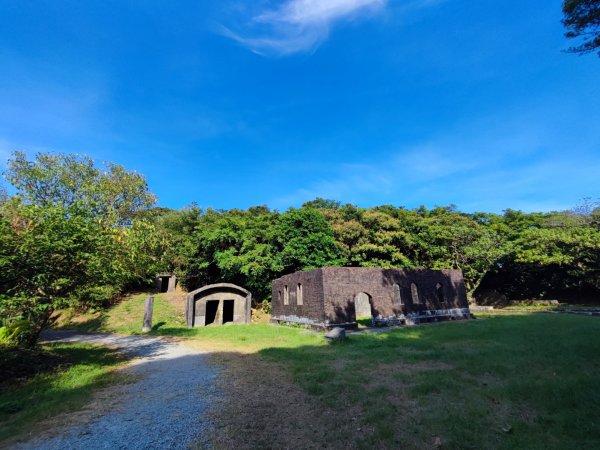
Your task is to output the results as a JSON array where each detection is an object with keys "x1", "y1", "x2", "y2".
[
  {"x1": 160, "y1": 277, "x2": 169, "y2": 293},
  {"x1": 223, "y1": 300, "x2": 234, "y2": 324},
  {"x1": 354, "y1": 292, "x2": 372, "y2": 326},
  {"x1": 205, "y1": 300, "x2": 219, "y2": 325},
  {"x1": 436, "y1": 283, "x2": 445, "y2": 304}
]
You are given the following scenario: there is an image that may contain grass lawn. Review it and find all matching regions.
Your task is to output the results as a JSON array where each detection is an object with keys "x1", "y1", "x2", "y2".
[
  {"x1": 274, "y1": 314, "x2": 599, "y2": 448},
  {"x1": 183, "y1": 314, "x2": 600, "y2": 449},
  {"x1": 0, "y1": 343, "x2": 128, "y2": 445},
  {"x1": 52, "y1": 293, "x2": 600, "y2": 448}
]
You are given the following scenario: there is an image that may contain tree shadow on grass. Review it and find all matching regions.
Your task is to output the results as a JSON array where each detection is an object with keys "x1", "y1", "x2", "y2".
[
  {"x1": 54, "y1": 313, "x2": 108, "y2": 333},
  {"x1": 0, "y1": 343, "x2": 128, "y2": 444},
  {"x1": 12, "y1": 315, "x2": 600, "y2": 449},
  {"x1": 151, "y1": 321, "x2": 167, "y2": 331},
  {"x1": 204, "y1": 315, "x2": 600, "y2": 449}
]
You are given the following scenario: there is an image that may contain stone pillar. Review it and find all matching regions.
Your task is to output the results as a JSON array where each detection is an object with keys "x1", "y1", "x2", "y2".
[{"x1": 142, "y1": 296, "x2": 154, "y2": 332}]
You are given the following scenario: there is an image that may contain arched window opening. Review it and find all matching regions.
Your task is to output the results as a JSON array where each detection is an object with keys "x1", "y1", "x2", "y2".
[
  {"x1": 393, "y1": 283, "x2": 402, "y2": 305},
  {"x1": 410, "y1": 283, "x2": 420, "y2": 304},
  {"x1": 284, "y1": 285, "x2": 289, "y2": 305},
  {"x1": 436, "y1": 283, "x2": 445, "y2": 303},
  {"x1": 297, "y1": 283, "x2": 303, "y2": 305}
]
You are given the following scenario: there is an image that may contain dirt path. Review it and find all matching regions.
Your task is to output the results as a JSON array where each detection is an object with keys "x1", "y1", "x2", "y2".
[{"x1": 14, "y1": 331, "x2": 219, "y2": 450}]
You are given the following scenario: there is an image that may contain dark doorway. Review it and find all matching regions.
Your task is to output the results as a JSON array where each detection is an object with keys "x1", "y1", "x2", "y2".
[
  {"x1": 160, "y1": 277, "x2": 169, "y2": 293},
  {"x1": 436, "y1": 283, "x2": 445, "y2": 304},
  {"x1": 205, "y1": 300, "x2": 219, "y2": 325},
  {"x1": 223, "y1": 300, "x2": 234, "y2": 324}
]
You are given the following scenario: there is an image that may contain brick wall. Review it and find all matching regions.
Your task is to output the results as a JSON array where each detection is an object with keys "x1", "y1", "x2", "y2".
[
  {"x1": 272, "y1": 267, "x2": 468, "y2": 326},
  {"x1": 271, "y1": 269, "x2": 325, "y2": 322},
  {"x1": 321, "y1": 267, "x2": 468, "y2": 322}
]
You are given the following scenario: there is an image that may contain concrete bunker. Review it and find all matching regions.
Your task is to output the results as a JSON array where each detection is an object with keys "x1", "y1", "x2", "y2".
[
  {"x1": 185, "y1": 283, "x2": 251, "y2": 327},
  {"x1": 156, "y1": 273, "x2": 177, "y2": 293}
]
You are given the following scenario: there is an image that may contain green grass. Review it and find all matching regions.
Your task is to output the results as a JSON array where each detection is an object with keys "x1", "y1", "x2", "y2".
[
  {"x1": 157, "y1": 322, "x2": 323, "y2": 353},
  {"x1": 56, "y1": 293, "x2": 185, "y2": 334},
  {"x1": 51, "y1": 295, "x2": 600, "y2": 448},
  {"x1": 253, "y1": 315, "x2": 600, "y2": 449},
  {"x1": 157, "y1": 313, "x2": 600, "y2": 448},
  {"x1": 0, "y1": 343, "x2": 127, "y2": 444}
]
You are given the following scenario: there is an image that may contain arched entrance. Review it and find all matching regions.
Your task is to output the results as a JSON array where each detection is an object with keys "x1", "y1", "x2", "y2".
[
  {"x1": 185, "y1": 283, "x2": 252, "y2": 327},
  {"x1": 354, "y1": 292, "x2": 373, "y2": 320}
]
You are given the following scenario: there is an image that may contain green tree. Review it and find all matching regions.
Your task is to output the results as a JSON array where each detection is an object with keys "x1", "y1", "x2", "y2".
[
  {"x1": 563, "y1": 0, "x2": 600, "y2": 56},
  {"x1": 275, "y1": 207, "x2": 342, "y2": 273},
  {"x1": 513, "y1": 219, "x2": 600, "y2": 291},
  {"x1": 5, "y1": 151, "x2": 156, "y2": 226},
  {"x1": 0, "y1": 200, "x2": 120, "y2": 346},
  {"x1": 413, "y1": 207, "x2": 508, "y2": 293},
  {"x1": 180, "y1": 207, "x2": 280, "y2": 299},
  {"x1": 1, "y1": 152, "x2": 162, "y2": 345},
  {"x1": 326, "y1": 206, "x2": 413, "y2": 268}
]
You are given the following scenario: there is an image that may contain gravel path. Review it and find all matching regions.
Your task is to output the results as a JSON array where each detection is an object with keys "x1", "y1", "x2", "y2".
[{"x1": 15, "y1": 331, "x2": 219, "y2": 450}]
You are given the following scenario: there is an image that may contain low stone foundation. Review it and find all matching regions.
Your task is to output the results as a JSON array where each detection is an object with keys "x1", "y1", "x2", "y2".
[
  {"x1": 270, "y1": 315, "x2": 358, "y2": 330},
  {"x1": 272, "y1": 307, "x2": 472, "y2": 330}
]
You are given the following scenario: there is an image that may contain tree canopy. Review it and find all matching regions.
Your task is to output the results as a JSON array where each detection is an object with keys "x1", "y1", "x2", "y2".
[
  {"x1": 563, "y1": 0, "x2": 600, "y2": 56},
  {"x1": 1, "y1": 152, "x2": 164, "y2": 345},
  {"x1": 2, "y1": 151, "x2": 599, "y2": 346},
  {"x1": 5, "y1": 151, "x2": 156, "y2": 226}
]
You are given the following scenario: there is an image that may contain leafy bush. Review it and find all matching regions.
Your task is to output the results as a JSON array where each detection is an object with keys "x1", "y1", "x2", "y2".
[
  {"x1": 0, "y1": 320, "x2": 34, "y2": 347},
  {"x1": 260, "y1": 299, "x2": 272, "y2": 315}
]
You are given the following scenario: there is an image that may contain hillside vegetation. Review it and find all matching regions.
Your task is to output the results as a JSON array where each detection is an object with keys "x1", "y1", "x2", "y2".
[{"x1": 1, "y1": 152, "x2": 599, "y2": 346}]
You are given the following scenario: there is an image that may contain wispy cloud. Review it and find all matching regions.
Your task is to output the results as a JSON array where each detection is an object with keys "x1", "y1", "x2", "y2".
[
  {"x1": 269, "y1": 109, "x2": 600, "y2": 213},
  {"x1": 222, "y1": 0, "x2": 388, "y2": 56}
]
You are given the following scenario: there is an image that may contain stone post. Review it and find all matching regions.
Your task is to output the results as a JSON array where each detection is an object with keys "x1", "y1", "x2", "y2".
[{"x1": 142, "y1": 296, "x2": 154, "y2": 333}]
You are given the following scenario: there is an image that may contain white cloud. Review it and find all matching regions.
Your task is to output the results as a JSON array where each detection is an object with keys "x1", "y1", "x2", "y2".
[
  {"x1": 268, "y1": 109, "x2": 600, "y2": 213},
  {"x1": 223, "y1": 0, "x2": 387, "y2": 55}
]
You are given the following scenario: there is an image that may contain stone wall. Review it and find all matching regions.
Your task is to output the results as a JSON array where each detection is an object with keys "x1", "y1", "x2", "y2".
[
  {"x1": 271, "y1": 269, "x2": 325, "y2": 326},
  {"x1": 271, "y1": 267, "x2": 468, "y2": 327},
  {"x1": 321, "y1": 267, "x2": 468, "y2": 323}
]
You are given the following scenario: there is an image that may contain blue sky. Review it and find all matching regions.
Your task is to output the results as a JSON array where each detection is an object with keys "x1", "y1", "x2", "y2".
[{"x1": 0, "y1": 0, "x2": 598, "y2": 213}]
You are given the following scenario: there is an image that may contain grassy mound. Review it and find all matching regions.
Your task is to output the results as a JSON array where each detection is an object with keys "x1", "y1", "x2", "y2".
[{"x1": 55, "y1": 292, "x2": 186, "y2": 334}]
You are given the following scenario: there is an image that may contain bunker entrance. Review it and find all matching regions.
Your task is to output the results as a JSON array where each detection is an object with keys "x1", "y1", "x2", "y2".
[
  {"x1": 160, "y1": 277, "x2": 169, "y2": 293},
  {"x1": 206, "y1": 300, "x2": 219, "y2": 325},
  {"x1": 223, "y1": 300, "x2": 234, "y2": 324}
]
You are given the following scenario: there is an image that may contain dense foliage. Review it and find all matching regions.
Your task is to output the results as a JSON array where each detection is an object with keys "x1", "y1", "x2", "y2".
[
  {"x1": 164, "y1": 200, "x2": 599, "y2": 303},
  {"x1": 1, "y1": 151, "x2": 599, "y2": 345},
  {"x1": 0, "y1": 152, "x2": 167, "y2": 346},
  {"x1": 563, "y1": 0, "x2": 600, "y2": 56}
]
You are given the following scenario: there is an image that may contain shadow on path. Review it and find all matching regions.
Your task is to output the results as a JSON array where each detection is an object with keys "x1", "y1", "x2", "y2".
[{"x1": 15, "y1": 331, "x2": 220, "y2": 450}]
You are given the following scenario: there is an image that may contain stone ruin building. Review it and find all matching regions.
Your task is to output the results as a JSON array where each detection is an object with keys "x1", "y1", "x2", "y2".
[
  {"x1": 271, "y1": 267, "x2": 471, "y2": 329},
  {"x1": 185, "y1": 283, "x2": 252, "y2": 327}
]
